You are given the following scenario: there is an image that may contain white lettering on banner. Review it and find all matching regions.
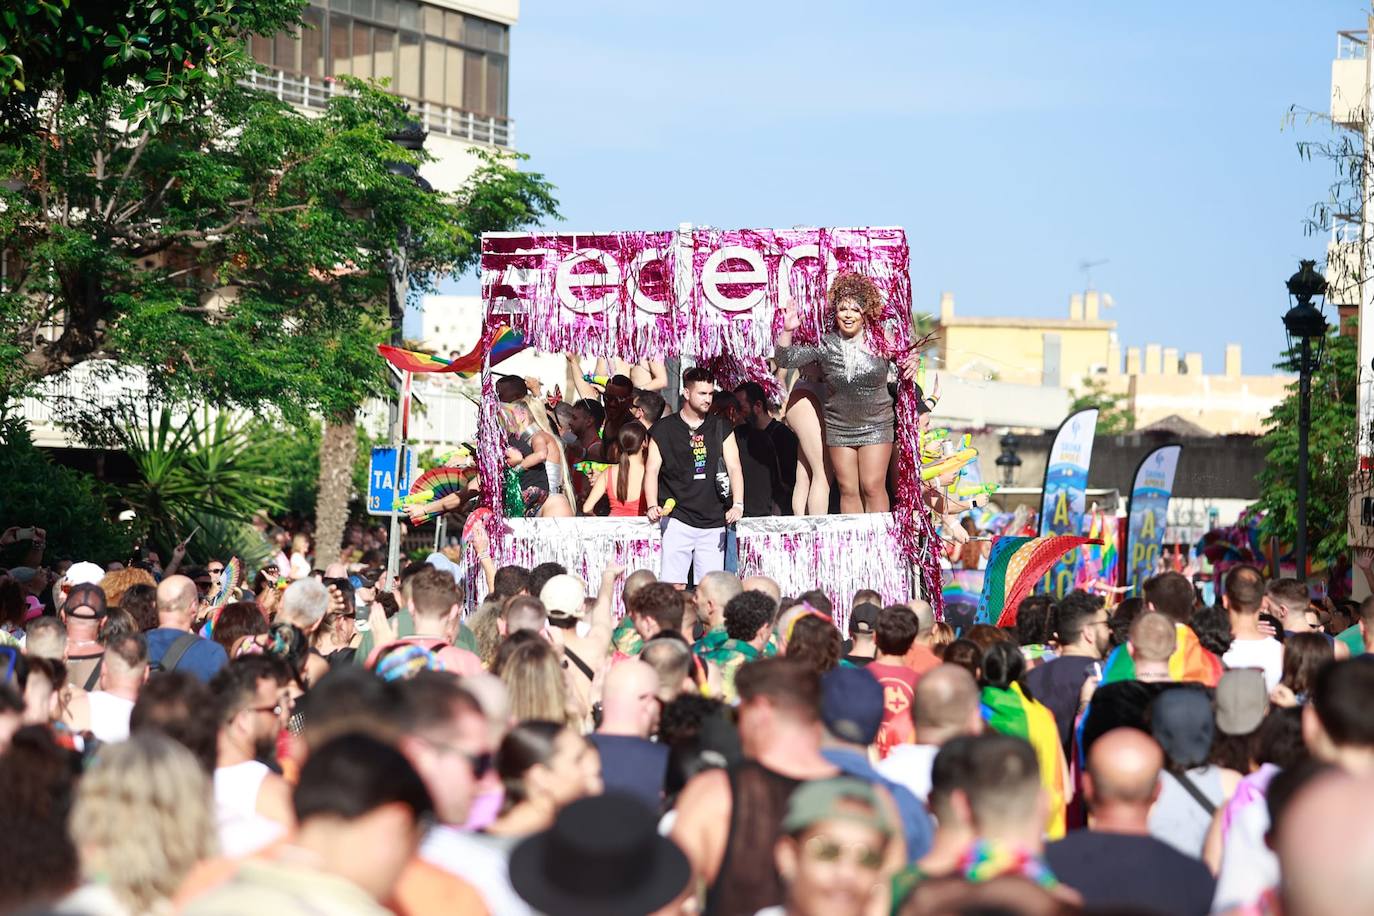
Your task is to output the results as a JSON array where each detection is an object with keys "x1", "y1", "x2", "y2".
[
  {"x1": 778, "y1": 243, "x2": 839, "y2": 307},
  {"x1": 627, "y1": 247, "x2": 671, "y2": 314},
  {"x1": 555, "y1": 249, "x2": 621, "y2": 313},
  {"x1": 700, "y1": 245, "x2": 767, "y2": 312}
]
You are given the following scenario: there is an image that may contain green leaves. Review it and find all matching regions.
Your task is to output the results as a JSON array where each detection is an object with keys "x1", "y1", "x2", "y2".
[
  {"x1": 1070, "y1": 377, "x2": 1135, "y2": 435},
  {"x1": 1253, "y1": 330, "x2": 1358, "y2": 565},
  {"x1": 109, "y1": 405, "x2": 284, "y2": 555}
]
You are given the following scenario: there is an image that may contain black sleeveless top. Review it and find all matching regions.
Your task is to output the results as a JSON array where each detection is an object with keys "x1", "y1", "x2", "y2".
[
  {"x1": 706, "y1": 760, "x2": 803, "y2": 916},
  {"x1": 509, "y1": 434, "x2": 548, "y2": 492}
]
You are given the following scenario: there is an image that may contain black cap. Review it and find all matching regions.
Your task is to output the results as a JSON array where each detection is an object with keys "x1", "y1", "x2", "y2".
[{"x1": 848, "y1": 602, "x2": 880, "y2": 637}]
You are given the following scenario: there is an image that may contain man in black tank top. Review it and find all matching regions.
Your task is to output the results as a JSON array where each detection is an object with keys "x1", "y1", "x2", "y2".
[{"x1": 670, "y1": 659, "x2": 846, "y2": 915}]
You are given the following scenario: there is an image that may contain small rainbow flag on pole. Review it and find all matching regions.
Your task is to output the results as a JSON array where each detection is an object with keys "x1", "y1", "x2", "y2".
[{"x1": 376, "y1": 325, "x2": 527, "y2": 377}]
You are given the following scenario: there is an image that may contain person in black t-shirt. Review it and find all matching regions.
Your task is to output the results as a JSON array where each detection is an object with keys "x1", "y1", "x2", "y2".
[
  {"x1": 732, "y1": 382, "x2": 798, "y2": 517},
  {"x1": 1024, "y1": 592, "x2": 1110, "y2": 752},
  {"x1": 1045, "y1": 728, "x2": 1215, "y2": 914},
  {"x1": 645, "y1": 367, "x2": 744, "y2": 585}
]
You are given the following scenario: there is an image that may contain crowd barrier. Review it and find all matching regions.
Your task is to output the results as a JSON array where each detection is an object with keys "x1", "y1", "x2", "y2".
[{"x1": 463, "y1": 513, "x2": 917, "y2": 627}]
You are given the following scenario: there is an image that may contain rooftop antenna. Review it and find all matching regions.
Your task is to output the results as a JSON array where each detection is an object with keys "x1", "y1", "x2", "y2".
[{"x1": 1079, "y1": 258, "x2": 1109, "y2": 291}]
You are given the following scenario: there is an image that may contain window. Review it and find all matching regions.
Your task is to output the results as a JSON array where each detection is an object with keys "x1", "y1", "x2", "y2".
[
  {"x1": 397, "y1": 30, "x2": 420, "y2": 97},
  {"x1": 255, "y1": 2, "x2": 510, "y2": 119},
  {"x1": 330, "y1": 13, "x2": 351, "y2": 75},
  {"x1": 351, "y1": 22, "x2": 372, "y2": 79}
]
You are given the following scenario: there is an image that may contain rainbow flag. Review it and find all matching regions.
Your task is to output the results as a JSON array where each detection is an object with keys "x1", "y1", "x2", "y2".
[
  {"x1": 376, "y1": 325, "x2": 527, "y2": 377},
  {"x1": 981, "y1": 682, "x2": 1068, "y2": 839},
  {"x1": 977, "y1": 535, "x2": 1096, "y2": 627},
  {"x1": 1099, "y1": 622, "x2": 1223, "y2": 686},
  {"x1": 377, "y1": 345, "x2": 461, "y2": 374}
]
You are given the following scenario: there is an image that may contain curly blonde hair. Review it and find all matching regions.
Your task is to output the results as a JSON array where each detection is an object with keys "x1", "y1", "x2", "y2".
[
  {"x1": 827, "y1": 273, "x2": 884, "y2": 324},
  {"x1": 99, "y1": 567, "x2": 156, "y2": 609},
  {"x1": 70, "y1": 732, "x2": 217, "y2": 913}
]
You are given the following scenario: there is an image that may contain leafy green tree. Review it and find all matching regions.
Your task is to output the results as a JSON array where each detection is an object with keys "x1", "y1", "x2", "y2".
[
  {"x1": 1253, "y1": 329, "x2": 1357, "y2": 566},
  {"x1": 1070, "y1": 376, "x2": 1135, "y2": 435},
  {"x1": 0, "y1": 415, "x2": 133, "y2": 562},
  {"x1": 1, "y1": 8, "x2": 560, "y2": 563},
  {"x1": 0, "y1": 0, "x2": 303, "y2": 133}
]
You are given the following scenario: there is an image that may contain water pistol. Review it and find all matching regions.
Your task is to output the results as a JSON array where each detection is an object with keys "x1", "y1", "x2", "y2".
[
  {"x1": 583, "y1": 373, "x2": 611, "y2": 386},
  {"x1": 573, "y1": 460, "x2": 614, "y2": 476},
  {"x1": 661, "y1": 498, "x2": 677, "y2": 515},
  {"x1": 393, "y1": 488, "x2": 436, "y2": 511}
]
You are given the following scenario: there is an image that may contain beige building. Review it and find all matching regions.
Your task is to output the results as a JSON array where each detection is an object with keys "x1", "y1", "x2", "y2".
[{"x1": 933, "y1": 292, "x2": 1290, "y2": 435}]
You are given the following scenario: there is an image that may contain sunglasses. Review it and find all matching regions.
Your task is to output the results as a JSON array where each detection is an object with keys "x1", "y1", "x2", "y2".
[
  {"x1": 423, "y1": 736, "x2": 493, "y2": 779},
  {"x1": 208, "y1": 566, "x2": 225, "y2": 575},
  {"x1": 802, "y1": 835, "x2": 885, "y2": 871}
]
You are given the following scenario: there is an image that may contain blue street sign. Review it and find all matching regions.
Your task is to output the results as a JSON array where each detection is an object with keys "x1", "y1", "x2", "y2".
[{"x1": 367, "y1": 446, "x2": 414, "y2": 516}]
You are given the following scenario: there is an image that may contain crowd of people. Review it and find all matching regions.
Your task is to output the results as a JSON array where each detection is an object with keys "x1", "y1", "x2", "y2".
[{"x1": 4, "y1": 503, "x2": 1374, "y2": 916}]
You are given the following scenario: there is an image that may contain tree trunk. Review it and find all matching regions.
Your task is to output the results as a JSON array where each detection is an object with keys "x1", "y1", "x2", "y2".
[{"x1": 313, "y1": 410, "x2": 358, "y2": 569}]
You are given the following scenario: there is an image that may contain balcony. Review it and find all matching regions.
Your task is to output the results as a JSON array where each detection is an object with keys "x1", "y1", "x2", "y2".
[
  {"x1": 1327, "y1": 220, "x2": 1362, "y2": 307},
  {"x1": 1332, "y1": 30, "x2": 1368, "y2": 128},
  {"x1": 239, "y1": 67, "x2": 514, "y2": 149}
]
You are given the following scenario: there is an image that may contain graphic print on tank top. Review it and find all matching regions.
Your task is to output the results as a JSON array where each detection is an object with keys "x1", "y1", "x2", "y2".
[{"x1": 691, "y1": 429, "x2": 707, "y2": 480}]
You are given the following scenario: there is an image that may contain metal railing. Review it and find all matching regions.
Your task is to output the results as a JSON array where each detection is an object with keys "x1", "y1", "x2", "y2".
[
  {"x1": 1338, "y1": 30, "x2": 1368, "y2": 60},
  {"x1": 238, "y1": 67, "x2": 514, "y2": 149}
]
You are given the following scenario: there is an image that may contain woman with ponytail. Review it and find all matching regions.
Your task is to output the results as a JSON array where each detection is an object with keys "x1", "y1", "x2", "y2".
[{"x1": 582, "y1": 420, "x2": 649, "y2": 516}]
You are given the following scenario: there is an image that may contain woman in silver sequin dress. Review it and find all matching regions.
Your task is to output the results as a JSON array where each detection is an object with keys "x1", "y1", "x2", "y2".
[{"x1": 775, "y1": 274, "x2": 919, "y2": 513}]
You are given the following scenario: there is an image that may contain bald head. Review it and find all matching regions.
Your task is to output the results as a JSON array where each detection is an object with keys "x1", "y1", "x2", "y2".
[
  {"x1": 1087, "y1": 728, "x2": 1163, "y2": 808},
  {"x1": 695, "y1": 571, "x2": 743, "y2": 628},
  {"x1": 907, "y1": 598, "x2": 935, "y2": 636},
  {"x1": 1277, "y1": 772, "x2": 1374, "y2": 914},
  {"x1": 913, "y1": 664, "x2": 982, "y2": 745},
  {"x1": 623, "y1": 569, "x2": 657, "y2": 602},
  {"x1": 156, "y1": 575, "x2": 198, "y2": 629},
  {"x1": 1129, "y1": 611, "x2": 1176, "y2": 664},
  {"x1": 502, "y1": 595, "x2": 546, "y2": 635},
  {"x1": 741, "y1": 575, "x2": 780, "y2": 603},
  {"x1": 599, "y1": 658, "x2": 661, "y2": 738}
]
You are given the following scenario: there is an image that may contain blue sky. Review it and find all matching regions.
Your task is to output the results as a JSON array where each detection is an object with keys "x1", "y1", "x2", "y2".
[{"x1": 449, "y1": 0, "x2": 1363, "y2": 376}]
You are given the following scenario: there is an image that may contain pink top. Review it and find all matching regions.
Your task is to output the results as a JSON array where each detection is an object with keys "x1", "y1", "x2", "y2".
[{"x1": 606, "y1": 466, "x2": 648, "y2": 517}]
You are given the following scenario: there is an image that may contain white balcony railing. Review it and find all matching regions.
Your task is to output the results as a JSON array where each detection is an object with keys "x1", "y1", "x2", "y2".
[
  {"x1": 1338, "y1": 30, "x2": 1368, "y2": 60},
  {"x1": 238, "y1": 68, "x2": 514, "y2": 149}
]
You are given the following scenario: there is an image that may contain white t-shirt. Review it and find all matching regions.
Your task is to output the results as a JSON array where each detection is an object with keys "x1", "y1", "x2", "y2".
[
  {"x1": 875, "y1": 743, "x2": 940, "y2": 803},
  {"x1": 86, "y1": 691, "x2": 134, "y2": 744},
  {"x1": 423, "y1": 823, "x2": 531, "y2": 915},
  {"x1": 213, "y1": 760, "x2": 285, "y2": 857},
  {"x1": 1222, "y1": 637, "x2": 1284, "y2": 692}
]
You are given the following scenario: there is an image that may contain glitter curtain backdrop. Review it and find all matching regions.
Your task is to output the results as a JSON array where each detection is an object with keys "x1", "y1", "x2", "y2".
[{"x1": 474, "y1": 225, "x2": 943, "y2": 614}]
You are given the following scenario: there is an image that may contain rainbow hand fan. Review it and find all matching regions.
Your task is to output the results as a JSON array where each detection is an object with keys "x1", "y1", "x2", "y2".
[
  {"x1": 399, "y1": 467, "x2": 470, "y2": 522},
  {"x1": 977, "y1": 535, "x2": 1097, "y2": 627},
  {"x1": 208, "y1": 556, "x2": 242, "y2": 611}
]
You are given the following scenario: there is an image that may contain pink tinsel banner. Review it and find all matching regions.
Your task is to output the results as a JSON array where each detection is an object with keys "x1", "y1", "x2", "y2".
[
  {"x1": 476, "y1": 224, "x2": 942, "y2": 616},
  {"x1": 462, "y1": 515, "x2": 919, "y2": 624},
  {"x1": 480, "y1": 226, "x2": 912, "y2": 362}
]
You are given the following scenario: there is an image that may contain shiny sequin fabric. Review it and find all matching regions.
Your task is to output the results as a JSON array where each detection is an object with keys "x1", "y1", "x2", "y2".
[{"x1": 776, "y1": 333, "x2": 895, "y2": 447}]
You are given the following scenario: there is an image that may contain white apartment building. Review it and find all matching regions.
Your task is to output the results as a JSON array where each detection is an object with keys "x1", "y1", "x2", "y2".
[{"x1": 22, "y1": 0, "x2": 521, "y2": 450}]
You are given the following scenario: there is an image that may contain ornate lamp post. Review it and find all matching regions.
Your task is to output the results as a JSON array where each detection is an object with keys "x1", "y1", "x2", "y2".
[
  {"x1": 1283, "y1": 259, "x2": 1328, "y2": 580},
  {"x1": 996, "y1": 432, "x2": 1023, "y2": 487}
]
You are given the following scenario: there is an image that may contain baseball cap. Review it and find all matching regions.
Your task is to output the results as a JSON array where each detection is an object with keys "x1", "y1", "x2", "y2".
[
  {"x1": 540, "y1": 574, "x2": 588, "y2": 621},
  {"x1": 7, "y1": 566, "x2": 37, "y2": 585},
  {"x1": 63, "y1": 583, "x2": 107, "y2": 620},
  {"x1": 780, "y1": 777, "x2": 893, "y2": 838},
  {"x1": 819, "y1": 666, "x2": 884, "y2": 745},
  {"x1": 1216, "y1": 668, "x2": 1268, "y2": 735},
  {"x1": 848, "y1": 602, "x2": 880, "y2": 637},
  {"x1": 64, "y1": 562, "x2": 105, "y2": 588},
  {"x1": 1150, "y1": 687, "x2": 1214, "y2": 769}
]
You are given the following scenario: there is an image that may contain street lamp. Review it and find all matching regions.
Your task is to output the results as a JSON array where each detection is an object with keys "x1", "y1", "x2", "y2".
[
  {"x1": 383, "y1": 116, "x2": 431, "y2": 586},
  {"x1": 1283, "y1": 258, "x2": 1328, "y2": 581},
  {"x1": 995, "y1": 432, "x2": 1023, "y2": 487}
]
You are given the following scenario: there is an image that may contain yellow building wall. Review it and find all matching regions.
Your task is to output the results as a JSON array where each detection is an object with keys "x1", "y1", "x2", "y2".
[{"x1": 937, "y1": 324, "x2": 1113, "y2": 388}]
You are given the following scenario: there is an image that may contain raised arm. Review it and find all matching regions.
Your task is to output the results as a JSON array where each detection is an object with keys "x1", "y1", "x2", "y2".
[
  {"x1": 772, "y1": 298, "x2": 823, "y2": 368},
  {"x1": 586, "y1": 564, "x2": 624, "y2": 656},
  {"x1": 567, "y1": 353, "x2": 601, "y2": 401},
  {"x1": 583, "y1": 468, "x2": 610, "y2": 513}
]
